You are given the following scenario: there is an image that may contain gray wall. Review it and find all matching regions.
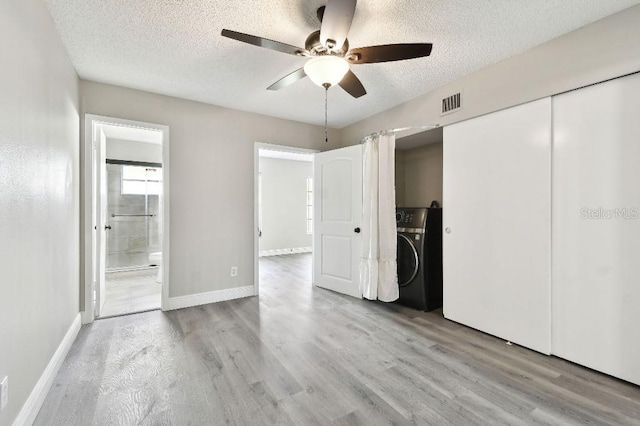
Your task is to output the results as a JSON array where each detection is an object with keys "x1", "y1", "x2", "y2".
[
  {"x1": 339, "y1": 5, "x2": 640, "y2": 145},
  {"x1": 0, "y1": 0, "x2": 79, "y2": 424},
  {"x1": 259, "y1": 157, "x2": 312, "y2": 253},
  {"x1": 80, "y1": 80, "x2": 341, "y2": 300},
  {"x1": 396, "y1": 143, "x2": 444, "y2": 208}
]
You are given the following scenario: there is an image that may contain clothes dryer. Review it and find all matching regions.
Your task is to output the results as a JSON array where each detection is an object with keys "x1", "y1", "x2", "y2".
[{"x1": 396, "y1": 207, "x2": 443, "y2": 311}]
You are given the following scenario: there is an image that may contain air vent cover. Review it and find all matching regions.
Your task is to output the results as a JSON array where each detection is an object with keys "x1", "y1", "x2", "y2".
[{"x1": 441, "y1": 92, "x2": 462, "y2": 116}]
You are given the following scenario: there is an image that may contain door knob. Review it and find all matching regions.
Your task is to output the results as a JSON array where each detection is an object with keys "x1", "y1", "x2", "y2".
[
  {"x1": 445, "y1": 227, "x2": 451, "y2": 234},
  {"x1": 105, "y1": 225, "x2": 112, "y2": 230},
  {"x1": 354, "y1": 227, "x2": 361, "y2": 233}
]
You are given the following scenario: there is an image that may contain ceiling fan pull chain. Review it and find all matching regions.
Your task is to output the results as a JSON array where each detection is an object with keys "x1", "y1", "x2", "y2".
[{"x1": 325, "y1": 86, "x2": 328, "y2": 143}]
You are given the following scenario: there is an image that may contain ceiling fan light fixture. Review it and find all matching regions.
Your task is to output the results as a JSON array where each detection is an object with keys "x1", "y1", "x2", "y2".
[{"x1": 304, "y1": 56, "x2": 349, "y2": 88}]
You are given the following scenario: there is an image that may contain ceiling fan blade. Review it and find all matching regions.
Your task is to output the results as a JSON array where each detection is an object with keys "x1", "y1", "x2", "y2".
[
  {"x1": 221, "y1": 29, "x2": 308, "y2": 56},
  {"x1": 339, "y1": 70, "x2": 366, "y2": 98},
  {"x1": 267, "y1": 68, "x2": 307, "y2": 91},
  {"x1": 347, "y1": 43, "x2": 433, "y2": 64},
  {"x1": 319, "y1": 0, "x2": 356, "y2": 51}
]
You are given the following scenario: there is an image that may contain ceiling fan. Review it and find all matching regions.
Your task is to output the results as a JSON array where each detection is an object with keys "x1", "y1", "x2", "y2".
[{"x1": 221, "y1": 0, "x2": 433, "y2": 98}]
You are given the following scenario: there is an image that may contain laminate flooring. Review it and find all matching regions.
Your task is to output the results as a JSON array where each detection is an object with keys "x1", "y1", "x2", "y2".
[
  {"x1": 100, "y1": 269, "x2": 161, "y2": 318},
  {"x1": 36, "y1": 253, "x2": 640, "y2": 425}
]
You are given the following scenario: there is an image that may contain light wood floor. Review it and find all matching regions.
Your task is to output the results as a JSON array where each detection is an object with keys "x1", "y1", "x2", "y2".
[
  {"x1": 100, "y1": 269, "x2": 161, "y2": 318},
  {"x1": 37, "y1": 254, "x2": 640, "y2": 425}
]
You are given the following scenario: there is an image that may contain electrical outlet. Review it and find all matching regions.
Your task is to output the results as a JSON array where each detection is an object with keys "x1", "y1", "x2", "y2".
[
  {"x1": 0, "y1": 376, "x2": 8, "y2": 412},
  {"x1": 230, "y1": 266, "x2": 238, "y2": 277}
]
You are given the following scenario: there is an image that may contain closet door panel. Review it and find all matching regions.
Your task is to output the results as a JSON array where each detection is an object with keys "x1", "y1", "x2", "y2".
[
  {"x1": 552, "y1": 73, "x2": 640, "y2": 385},
  {"x1": 443, "y1": 98, "x2": 551, "y2": 354}
]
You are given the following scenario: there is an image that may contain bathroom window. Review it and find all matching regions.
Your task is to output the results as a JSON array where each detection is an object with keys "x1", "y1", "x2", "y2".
[
  {"x1": 306, "y1": 177, "x2": 313, "y2": 234},
  {"x1": 121, "y1": 165, "x2": 162, "y2": 195}
]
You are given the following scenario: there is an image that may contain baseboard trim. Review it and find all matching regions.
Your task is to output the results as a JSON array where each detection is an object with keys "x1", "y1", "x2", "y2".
[
  {"x1": 13, "y1": 313, "x2": 81, "y2": 426},
  {"x1": 165, "y1": 285, "x2": 255, "y2": 311},
  {"x1": 259, "y1": 247, "x2": 312, "y2": 257}
]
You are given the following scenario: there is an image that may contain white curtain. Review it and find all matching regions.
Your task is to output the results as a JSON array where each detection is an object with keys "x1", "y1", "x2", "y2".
[{"x1": 360, "y1": 132, "x2": 398, "y2": 302}]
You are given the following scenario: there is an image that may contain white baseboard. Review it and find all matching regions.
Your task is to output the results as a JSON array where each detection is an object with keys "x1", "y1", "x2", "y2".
[
  {"x1": 13, "y1": 313, "x2": 81, "y2": 426},
  {"x1": 165, "y1": 285, "x2": 255, "y2": 311},
  {"x1": 81, "y1": 309, "x2": 93, "y2": 325},
  {"x1": 259, "y1": 247, "x2": 312, "y2": 257}
]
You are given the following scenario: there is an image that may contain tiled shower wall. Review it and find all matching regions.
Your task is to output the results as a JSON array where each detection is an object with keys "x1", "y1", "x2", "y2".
[{"x1": 106, "y1": 163, "x2": 162, "y2": 270}]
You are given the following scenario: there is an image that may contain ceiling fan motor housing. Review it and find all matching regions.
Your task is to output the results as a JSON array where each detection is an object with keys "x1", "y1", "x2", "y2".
[{"x1": 305, "y1": 30, "x2": 349, "y2": 57}]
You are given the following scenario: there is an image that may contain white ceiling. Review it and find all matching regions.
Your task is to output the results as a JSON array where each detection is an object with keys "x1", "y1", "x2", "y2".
[
  {"x1": 99, "y1": 123, "x2": 163, "y2": 144},
  {"x1": 259, "y1": 149, "x2": 314, "y2": 162},
  {"x1": 45, "y1": 0, "x2": 639, "y2": 128}
]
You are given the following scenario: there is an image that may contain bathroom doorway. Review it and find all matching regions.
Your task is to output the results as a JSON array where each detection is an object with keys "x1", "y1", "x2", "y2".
[
  {"x1": 84, "y1": 115, "x2": 170, "y2": 322},
  {"x1": 253, "y1": 143, "x2": 317, "y2": 297},
  {"x1": 102, "y1": 160, "x2": 162, "y2": 317}
]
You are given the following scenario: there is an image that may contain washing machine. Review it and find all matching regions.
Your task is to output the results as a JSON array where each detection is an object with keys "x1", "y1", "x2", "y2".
[{"x1": 396, "y1": 207, "x2": 443, "y2": 311}]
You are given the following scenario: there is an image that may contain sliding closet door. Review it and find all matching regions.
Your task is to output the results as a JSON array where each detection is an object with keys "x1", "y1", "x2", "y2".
[
  {"x1": 552, "y1": 73, "x2": 640, "y2": 385},
  {"x1": 443, "y1": 98, "x2": 551, "y2": 354}
]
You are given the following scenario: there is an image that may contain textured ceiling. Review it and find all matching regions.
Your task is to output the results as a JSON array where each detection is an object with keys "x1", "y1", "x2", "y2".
[{"x1": 45, "y1": 0, "x2": 640, "y2": 128}]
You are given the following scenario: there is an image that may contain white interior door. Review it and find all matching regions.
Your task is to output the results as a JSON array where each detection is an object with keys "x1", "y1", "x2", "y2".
[
  {"x1": 552, "y1": 73, "x2": 640, "y2": 386},
  {"x1": 94, "y1": 126, "x2": 108, "y2": 317},
  {"x1": 313, "y1": 145, "x2": 363, "y2": 298},
  {"x1": 443, "y1": 98, "x2": 552, "y2": 354}
]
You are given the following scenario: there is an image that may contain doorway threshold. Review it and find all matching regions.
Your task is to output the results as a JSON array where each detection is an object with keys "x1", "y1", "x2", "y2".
[{"x1": 96, "y1": 307, "x2": 161, "y2": 320}]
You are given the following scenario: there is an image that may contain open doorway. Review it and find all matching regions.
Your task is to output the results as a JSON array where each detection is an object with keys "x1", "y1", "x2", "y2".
[
  {"x1": 394, "y1": 127, "x2": 444, "y2": 312},
  {"x1": 395, "y1": 127, "x2": 443, "y2": 208},
  {"x1": 84, "y1": 115, "x2": 170, "y2": 323},
  {"x1": 102, "y1": 159, "x2": 162, "y2": 317},
  {"x1": 254, "y1": 143, "x2": 317, "y2": 297}
]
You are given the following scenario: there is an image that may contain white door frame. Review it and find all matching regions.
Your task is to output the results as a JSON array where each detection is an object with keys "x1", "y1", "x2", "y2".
[
  {"x1": 253, "y1": 142, "x2": 319, "y2": 296},
  {"x1": 82, "y1": 114, "x2": 171, "y2": 324},
  {"x1": 95, "y1": 125, "x2": 108, "y2": 317}
]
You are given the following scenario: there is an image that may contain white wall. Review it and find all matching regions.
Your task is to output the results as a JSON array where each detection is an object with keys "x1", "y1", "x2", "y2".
[
  {"x1": 80, "y1": 81, "x2": 340, "y2": 300},
  {"x1": 0, "y1": 0, "x2": 79, "y2": 424},
  {"x1": 339, "y1": 4, "x2": 640, "y2": 145},
  {"x1": 397, "y1": 143, "x2": 443, "y2": 208},
  {"x1": 106, "y1": 138, "x2": 162, "y2": 164},
  {"x1": 259, "y1": 157, "x2": 312, "y2": 254}
]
